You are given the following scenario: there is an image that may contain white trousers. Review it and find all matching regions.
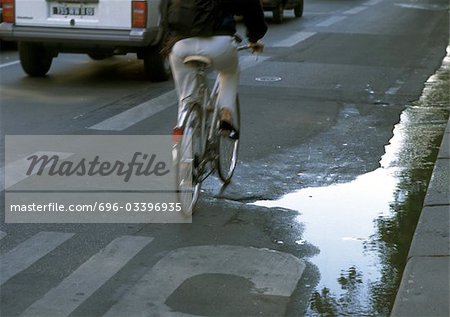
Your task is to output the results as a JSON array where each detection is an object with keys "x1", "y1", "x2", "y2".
[{"x1": 169, "y1": 36, "x2": 239, "y2": 128}]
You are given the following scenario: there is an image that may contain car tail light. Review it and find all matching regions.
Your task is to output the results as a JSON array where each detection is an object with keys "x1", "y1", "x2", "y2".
[
  {"x1": 3, "y1": 0, "x2": 15, "y2": 23},
  {"x1": 132, "y1": 0, "x2": 147, "y2": 28}
]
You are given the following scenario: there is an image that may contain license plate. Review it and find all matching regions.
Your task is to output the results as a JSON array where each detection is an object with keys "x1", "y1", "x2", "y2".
[{"x1": 52, "y1": 6, "x2": 95, "y2": 16}]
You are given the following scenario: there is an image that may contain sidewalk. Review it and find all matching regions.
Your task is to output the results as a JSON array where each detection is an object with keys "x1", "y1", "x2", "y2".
[{"x1": 391, "y1": 73, "x2": 450, "y2": 316}]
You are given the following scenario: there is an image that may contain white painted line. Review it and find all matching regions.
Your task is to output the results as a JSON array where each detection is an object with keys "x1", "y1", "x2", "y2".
[
  {"x1": 316, "y1": 16, "x2": 347, "y2": 27},
  {"x1": 343, "y1": 6, "x2": 368, "y2": 14},
  {"x1": 21, "y1": 235, "x2": 153, "y2": 317},
  {"x1": 0, "y1": 231, "x2": 7, "y2": 240},
  {"x1": 273, "y1": 31, "x2": 316, "y2": 47},
  {"x1": 0, "y1": 60, "x2": 20, "y2": 69},
  {"x1": 1, "y1": 232, "x2": 74, "y2": 285},
  {"x1": 89, "y1": 90, "x2": 177, "y2": 131},
  {"x1": 365, "y1": 0, "x2": 383, "y2": 5},
  {"x1": 2, "y1": 151, "x2": 73, "y2": 191},
  {"x1": 105, "y1": 245, "x2": 305, "y2": 316}
]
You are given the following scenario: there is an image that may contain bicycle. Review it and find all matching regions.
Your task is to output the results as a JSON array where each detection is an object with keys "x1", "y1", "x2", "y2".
[{"x1": 173, "y1": 37, "x2": 250, "y2": 215}]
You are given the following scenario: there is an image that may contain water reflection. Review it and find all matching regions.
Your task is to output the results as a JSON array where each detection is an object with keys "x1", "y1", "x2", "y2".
[
  {"x1": 310, "y1": 266, "x2": 364, "y2": 316},
  {"x1": 254, "y1": 144, "x2": 400, "y2": 315},
  {"x1": 253, "y1": 48, "x2": 449, "y2": 315}
]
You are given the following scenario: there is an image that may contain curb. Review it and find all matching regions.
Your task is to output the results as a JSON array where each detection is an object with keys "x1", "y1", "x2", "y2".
[{"x1": 391, "y1": 120, "x2": 450, "y2": 317}]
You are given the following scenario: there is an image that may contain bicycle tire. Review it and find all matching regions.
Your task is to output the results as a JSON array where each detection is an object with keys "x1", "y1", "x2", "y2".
[
  {"x1": 175, "y1": 105, "x2": 203, "y2": 215},
  {"x1": 216, "y1": 97, "x2": 240, "y2": 183}
]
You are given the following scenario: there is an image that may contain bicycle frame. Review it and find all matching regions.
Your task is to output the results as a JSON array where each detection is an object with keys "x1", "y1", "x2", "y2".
[
  {"x1": 186, "y1": 63, "x2": 221, "y2": 182},
  {"x1": 175, "y1": 39, "x2": 250, "y2": 213}
]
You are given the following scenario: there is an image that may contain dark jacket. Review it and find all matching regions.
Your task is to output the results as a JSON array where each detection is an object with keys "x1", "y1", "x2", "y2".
[
  {"x1": 160, "y1": 0, "x2": 267, "y2": 44},
  {"x1": 217, "y1": 0, "x2": 268, "y2": 43}
]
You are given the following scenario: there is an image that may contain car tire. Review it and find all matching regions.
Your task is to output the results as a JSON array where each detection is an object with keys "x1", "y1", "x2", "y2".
[
  {"x1": 272, "y1": 3, "x2": 284, "y2": 23},
  {"x1": 19, "y1": 42, "x2": 53, "y2": 77},
  {"x1": 143, "y1": 44, "x2": 170, "y2": 82},
  {"x1": 294, "y1": 0, "x2": 304, "y2": 17}
]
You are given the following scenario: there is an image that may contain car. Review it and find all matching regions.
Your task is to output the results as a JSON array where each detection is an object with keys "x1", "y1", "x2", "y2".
[
  {"x1": 262, "y1": 0, "x2": 304, "y2": 23},
  {"x1": 0, "y1": 0, "x2": 169, "y2": 81}
]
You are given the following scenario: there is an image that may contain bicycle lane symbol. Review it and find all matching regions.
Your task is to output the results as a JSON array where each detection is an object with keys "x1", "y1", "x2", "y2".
[{"x1": 105, "y1": 245, "x2": 306, "y2": 316}]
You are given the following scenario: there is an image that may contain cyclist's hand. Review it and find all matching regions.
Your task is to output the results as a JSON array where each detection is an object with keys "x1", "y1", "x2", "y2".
[{"x1": 249, "y1": 40, "x2": 264, "y2": 54}]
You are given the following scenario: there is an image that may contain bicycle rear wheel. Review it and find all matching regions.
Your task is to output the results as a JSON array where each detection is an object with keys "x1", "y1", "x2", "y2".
[
  {"x1": 175, "y1": 106, "x2": 203, "y2": 215},
  {"x1": 216, "y1": 97, "x2": 240, "y2": 183}
]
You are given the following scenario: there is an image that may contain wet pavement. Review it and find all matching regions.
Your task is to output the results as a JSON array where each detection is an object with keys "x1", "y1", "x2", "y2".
[
  {"x1": 251, "y1": 47, "x2": 450, "y2": 315},
  {"x1": 1, "y1": 0, "x2": 449, "y2": 315}
]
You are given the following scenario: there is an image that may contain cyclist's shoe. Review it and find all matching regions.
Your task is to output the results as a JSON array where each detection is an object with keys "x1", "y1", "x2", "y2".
[
  {"x1": 219, "y1": 121, "x2": 240, "y2": 140},
  {"x1": 219, "y1": 108, "x2": 239, "y2": 140}
]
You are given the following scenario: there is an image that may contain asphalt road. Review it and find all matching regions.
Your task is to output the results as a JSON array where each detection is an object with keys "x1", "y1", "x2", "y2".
[{"x1": 1, "y1": 0, "x2": 449, "y2": 315}]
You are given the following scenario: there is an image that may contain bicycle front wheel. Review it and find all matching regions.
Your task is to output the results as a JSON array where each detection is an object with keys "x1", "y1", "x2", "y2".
[
  {"x1": 216, "y1": 97, "x2": 240, "y2": 184},
  {"x1": 175, "y1": 106, "x2": 203, "y2": 215}
]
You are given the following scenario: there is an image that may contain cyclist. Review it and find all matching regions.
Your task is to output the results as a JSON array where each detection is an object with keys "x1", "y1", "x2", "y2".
[{"x1": 161, "y1": 0, "x2": 268, "y2": 139}]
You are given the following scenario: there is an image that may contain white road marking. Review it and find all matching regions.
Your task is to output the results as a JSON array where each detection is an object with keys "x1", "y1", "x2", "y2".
[
  {"x1": 88, "y1": 90, "x2": 178, "y2": 131},
  {"x1": 316, "y1": 16, "x2": 347, "y2": 27},
  {"x1": 105, "y1": 245, "x2": 305, "y2": 316},
  {"x1": 273, "y1": 31, "x2": 316, "y2": 47},
  {"x1": 0, "y1": 231, "x2": 7, "y2": 240},
  {"x1": 343, "y1": 6, "x2": 368, "y2": 14},
  {"x1": 2, "y1": 151, "x2": 73, "y2": 191},
  {"x1": 1, "y1": 232, "x2": 74, "y2": 285},
  {"x1": 21, "y1": 235, "x2": 153, "y2": 317},
  {"x1": 365, "y1": 0, "x2": 383, "y2": 5},
  {"x1": 0, "y1": 60, "x2": 20, "y2": 69}
]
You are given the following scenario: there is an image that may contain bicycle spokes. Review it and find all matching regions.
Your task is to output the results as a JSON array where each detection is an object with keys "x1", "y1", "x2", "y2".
[{"x1": 175, "y1": 107, "x2": 202, "y2": 215}]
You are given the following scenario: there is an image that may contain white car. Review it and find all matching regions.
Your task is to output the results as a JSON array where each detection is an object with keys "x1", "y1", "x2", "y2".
[{"x1": 0, "y1": 0, "x2": 169, "y2": 81}]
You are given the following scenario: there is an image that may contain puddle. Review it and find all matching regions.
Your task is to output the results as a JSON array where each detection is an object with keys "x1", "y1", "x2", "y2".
[{"x1": 252, "y1": 47, "x2": 450, "y2": 315}]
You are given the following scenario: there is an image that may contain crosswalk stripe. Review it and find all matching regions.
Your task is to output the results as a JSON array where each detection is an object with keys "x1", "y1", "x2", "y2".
[
  {"x1": 21, "y1": 235, "x2": 153, "y2": 317},
  {"x1": 2, "y1": 151, "x2": 73, "y2": 191},
  {"x1": 1, "y1": 231, "x2": 74, "y2": 285}
]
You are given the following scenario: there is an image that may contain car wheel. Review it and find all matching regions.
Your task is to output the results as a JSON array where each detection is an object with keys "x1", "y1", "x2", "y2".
[
  {"x1": 143, "y1": 44, "x2": 170, "y2": 82},
  {"x1": 19, "y1": 42, "x2": 53, "y2": 77},
  {"x1": 273, "y1": 2, "x2": 284, "y2": 23},
  {"x1": 294, "y1": 0, "x2": 304, "y2": 17}
]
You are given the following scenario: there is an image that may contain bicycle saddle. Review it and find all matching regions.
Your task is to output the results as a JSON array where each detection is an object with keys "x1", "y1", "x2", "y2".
[{"x1": 183, "y1": 55, "x2": 212, "y2": 67}]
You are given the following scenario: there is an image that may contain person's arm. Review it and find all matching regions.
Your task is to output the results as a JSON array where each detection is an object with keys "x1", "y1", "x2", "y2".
[{"x1": 241, "y1": 0, "x2": 268, "y2": 43}]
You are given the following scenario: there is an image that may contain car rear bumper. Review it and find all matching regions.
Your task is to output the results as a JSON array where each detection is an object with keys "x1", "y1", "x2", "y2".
[{"x1": 0, "y1": 23, "x2": 160, "y2": 47}]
